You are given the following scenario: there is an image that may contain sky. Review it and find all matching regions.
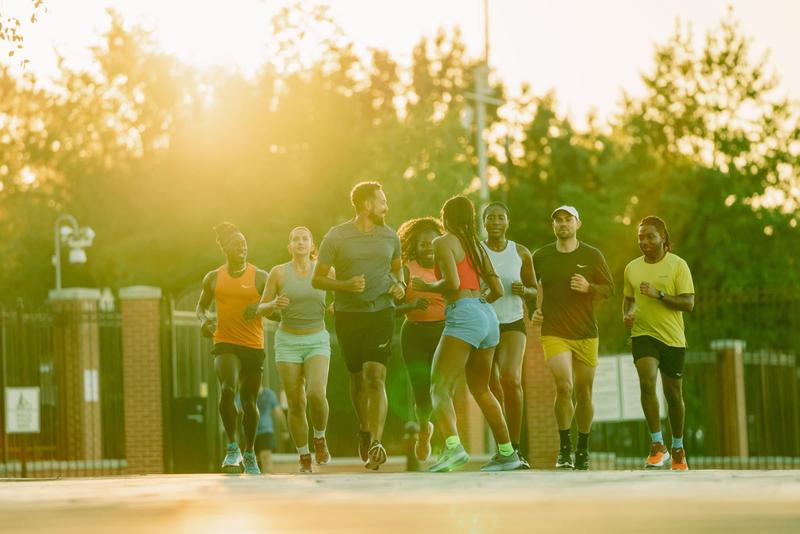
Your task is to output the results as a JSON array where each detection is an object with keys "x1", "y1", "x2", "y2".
[{"x1": 3, "y1": 0, "x2": 799, "y2": 127}]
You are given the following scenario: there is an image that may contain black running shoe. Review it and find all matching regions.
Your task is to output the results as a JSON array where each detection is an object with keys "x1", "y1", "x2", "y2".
[
  {"x1": 515, "y1": 449, "x2": 532, "y2": 470},
  {"x1": 555, "y1": 448, "x2": 574, "y2": 470},
  {"x1": 574, "y1": 450, "x2": 590, "y2": 471},
  {"x1": 358, "y1": 431, "x2": 371, "y2": 462}
]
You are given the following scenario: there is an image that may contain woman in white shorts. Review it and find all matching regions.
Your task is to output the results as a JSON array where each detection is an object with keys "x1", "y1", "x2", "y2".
[{"x1": 258, "y1": 227, "x2": 332, "y2": 473}]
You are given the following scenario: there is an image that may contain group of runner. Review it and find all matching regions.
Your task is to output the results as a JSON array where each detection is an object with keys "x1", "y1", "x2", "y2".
[{"x1": 196, "y1": 181, "x2": 694, "y2": 474}]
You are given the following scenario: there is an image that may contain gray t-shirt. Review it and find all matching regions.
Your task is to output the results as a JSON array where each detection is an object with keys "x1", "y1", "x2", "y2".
[{"x1": 318, "y1": 221, "x2": 401, "y2": 312}]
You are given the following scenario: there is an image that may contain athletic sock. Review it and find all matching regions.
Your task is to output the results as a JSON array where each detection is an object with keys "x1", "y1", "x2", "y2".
[
  {"x1": 651, "y1": 431, "x2": 664, "y2": 445},
  {"x1": 558, "y1": 429, "x2": 571, "y2": 450},
  {"x1": 672, "y1": 436, "x2": 684, "y2": 449},
  {"x1": 577, "y1": 432, "x2": 590, "y2": 452},
  {"x1": 498, "y1": 442, "x2": 514, "y2": 457},
  {"x1": 445, "y1": 435, "x2": 461, "y2": 450},
  {"x1": 228, "y1": 441, "x2": 239, "y2": 450},
  {"x1": 313, "y1": 429, "x2": 325, "y2": 439},
  {"x1": 297, "y1": 445, "x2": 310, "y2": 455}
]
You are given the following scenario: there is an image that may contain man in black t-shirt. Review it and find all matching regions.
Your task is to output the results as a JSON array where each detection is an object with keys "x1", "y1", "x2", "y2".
[{"x1": 532, "y1": 206, "x2": 613, "y2": 470}]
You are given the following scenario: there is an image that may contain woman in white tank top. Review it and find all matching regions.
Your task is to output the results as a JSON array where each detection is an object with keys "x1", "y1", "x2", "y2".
[{"x1": 482, "y1": 202, "x2": 538, "y2": 468}]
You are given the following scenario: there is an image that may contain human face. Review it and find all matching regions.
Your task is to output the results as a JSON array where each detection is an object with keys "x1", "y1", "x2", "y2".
[
  {"x1": 415, "y1": 229, "x2": 439, "y2": 267},
  {"x1": 222, "y1": 233, "x2": 247, "y2": 264},
  {"x1": 367, "y1": 189, "x2": 388, "y2": 226},
  {"x1": 638, "y1": 224, "x2": 664, "y2": 259},
  {"x1": 484, "y1": 205, "x2": 509, "y2": 240},
  {"x1": 288, "y1": 228, "x2": 313, "y2": 258},
  {"x1": 552, "y1": 211, "x2": 580, "y2": 240}
]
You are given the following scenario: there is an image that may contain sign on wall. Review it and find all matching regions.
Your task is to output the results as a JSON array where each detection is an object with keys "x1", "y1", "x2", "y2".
[{"x1": 5, "y1": 387, "x2": 41, "y2": 434}]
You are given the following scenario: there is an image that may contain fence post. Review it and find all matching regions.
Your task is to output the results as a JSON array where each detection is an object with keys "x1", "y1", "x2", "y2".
[
  {"x1": 120, "y1": 286, "x2": 164, "y2": 474},
  {"x1": 48, "y1": 288, "x2": 103, "y2": 465},
  {"x1": 711, "y1": 339, "x2": 748, "y2": 457}
]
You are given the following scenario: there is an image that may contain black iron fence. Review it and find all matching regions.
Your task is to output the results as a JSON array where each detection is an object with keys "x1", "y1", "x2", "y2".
[{"x1": 0, "y1": 302, "x2": 125, "y2": 477}]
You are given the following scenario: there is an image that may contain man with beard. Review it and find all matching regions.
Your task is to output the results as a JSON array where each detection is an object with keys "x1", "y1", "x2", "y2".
[
  {"x1": 532, "y1": 206, "x2": 613, "y2": 470},
  {"x1": 623, "y1": 216, "x2": 694, "y2": 471},
  {"x1": 196, "y1": 222, "x2": 269, "y2": 474},
  {"x1": 313, "y1": 182, "x2": 405, "y2": 470}
]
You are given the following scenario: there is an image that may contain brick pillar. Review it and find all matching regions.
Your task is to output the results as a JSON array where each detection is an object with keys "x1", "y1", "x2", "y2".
[
  {"x1": 524, "y1": 318, "x2": 558, "y2": 469},
  {"x1": 120, "y1": 286, "x2": 164, "y2": 474},
  {"x1": 48, "y1": 288, "x2": 103, "y2": 461},
  {"x1": 454, "y1": 375, "x2": 486, "y2": 455},
  {"x1": 711, "y1": 339, "x2": 748, "y2": 457}
]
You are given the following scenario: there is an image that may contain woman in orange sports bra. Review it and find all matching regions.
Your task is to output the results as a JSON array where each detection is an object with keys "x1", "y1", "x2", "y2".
[
  {"x1": 396, "y1": 216, "x2": 445, "y2": 464},
  {"x1": 196, "y1": 222, "x2": 269, "y2": 475},
  {"x1": 411, "y1": 195, "x2": 522, "y2": 473}
]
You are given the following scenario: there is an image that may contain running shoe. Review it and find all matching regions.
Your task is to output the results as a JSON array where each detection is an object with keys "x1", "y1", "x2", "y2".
[
  {"x1": 415, "y1": 421, "x2": 434, "y2": 462},
  {"x1": 358, "y1": 431, "x2": 371, "y2": 462},
  {"x1": 242, "y1": 450, "x2": 260, "y2": 475},
  {"x1": 555, "y1": 447, "x2": 574, "y2": 470},
  {"x1": 221, "y1": 442, "x2": 243, "y2": 474},
  {"x1": 671, "y1": 448, "x2": 689, "y2": 471},
  {"x1": 365, "y1": 441, "x2": 388, "y2": 471},
  {"x1": 480, "y1": 451, "x2": 522, "y2": 472},
  {"x1": 313, "y1": 437, "x2": 331, "y2": 465},
  {"x1": 573, "y1": 450, "x2": 590, "y2": 471},
  {"x1": 516, "y1": 451, "x2": 532, "y2": 470},
  {"x1": 299, "y1": 453, "x2": 313, "y2": 474},
  {"x1": 645, "y1": 442, "x2": 671, "y2": 469},
  {"x1": 428, "y1": 444, "x2": 470, "y2": 473}
]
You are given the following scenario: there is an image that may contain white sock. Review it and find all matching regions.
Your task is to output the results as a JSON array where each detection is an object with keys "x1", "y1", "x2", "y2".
[
  {"x1": 313, "y1": 429, "x2": 326, "y2": 439},
  {"x1": 297, "y1": 445, "x2": 310, "y2": 455}
]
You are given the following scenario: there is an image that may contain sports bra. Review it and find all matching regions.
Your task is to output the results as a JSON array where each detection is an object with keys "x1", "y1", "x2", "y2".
[{"x1": 435, "y1": 254, "x2": 481, "y2": 291}]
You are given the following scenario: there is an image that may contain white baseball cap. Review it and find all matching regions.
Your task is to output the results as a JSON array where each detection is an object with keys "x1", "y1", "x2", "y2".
[{"x1": 551, "y1": 205, "x2": 580, "y2": 220}]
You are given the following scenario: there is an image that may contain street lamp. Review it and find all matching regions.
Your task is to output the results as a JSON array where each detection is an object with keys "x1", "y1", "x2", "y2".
[{"x1": 52, "y1": 214, "x2": 95, "y2": 291}]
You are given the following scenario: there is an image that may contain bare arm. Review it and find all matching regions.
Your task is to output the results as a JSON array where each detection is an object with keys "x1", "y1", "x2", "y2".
[
  {"x1": 639, "y1": 282, "x2": 694, "y2": 312},
  {"x1": 196, "y1": 271, "x2": 217, "y2": 337},
  {"x1": 257, "y1": 266, "x2": 287, "y2": 317},
  {"x1": 312, "y1": 261, "x2": 364, "y2": 293},
  {"x1": 623, "y1": 295, "x2": 636, "y2": 328},
  {"x1": 512, "y1": 244, "x2": 537, "y2": 300}
]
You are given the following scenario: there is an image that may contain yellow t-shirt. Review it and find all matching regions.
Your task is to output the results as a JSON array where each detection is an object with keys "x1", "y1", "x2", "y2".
[{"x1": 623, "y1": 252, "x2": 694, "y2": 347}]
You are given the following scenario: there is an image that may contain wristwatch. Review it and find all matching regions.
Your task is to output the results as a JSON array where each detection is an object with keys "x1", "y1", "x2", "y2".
[{"x1": 657, "y1": 290, "x2": 665, "y2": 300}]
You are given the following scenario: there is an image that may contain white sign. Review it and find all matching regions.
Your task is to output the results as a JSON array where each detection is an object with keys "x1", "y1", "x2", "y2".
[
  {"x1": 84, "y1": 369, "x2": 99, "y2": 402},
  {"x1": 5, "y1": 387, "x2": 40, "y2": 433},
  {"x1": 593, "y1": 355, "x2": 667, "y2": 423}
]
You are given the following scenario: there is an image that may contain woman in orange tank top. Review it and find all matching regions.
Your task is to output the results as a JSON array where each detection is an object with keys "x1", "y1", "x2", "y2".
[
  {"x1": 411, "y1": 195, "x2": 521, "y2": 472},
  {"x1": 196, "y1": 222, "x2": 269, "y2": 475},
  {"x1": 396, "y1": 217, "x2": 445, "y2": 464}
]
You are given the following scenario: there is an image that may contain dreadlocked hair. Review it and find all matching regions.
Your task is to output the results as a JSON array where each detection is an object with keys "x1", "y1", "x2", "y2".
[
  {"x1": 397, "y1": 217, "x2": 444, "y2": 262},
  {"x1": 213, "y1": 221, "x2": 241, "y2": 247},
  {"x1": 441, "y1": 196, "x2": 492, "y2": 280},
  {"x1": 639, "y1": 216, "x2": 672, "y2": 252}
]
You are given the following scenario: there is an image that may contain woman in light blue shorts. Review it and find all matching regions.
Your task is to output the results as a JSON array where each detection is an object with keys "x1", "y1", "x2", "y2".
[
  {"x1": 258, "y1": 227, "x2": 332, "y2": 473},
  {"x1": 411, "y1": 196, "x2": 521, "y2": 473}
]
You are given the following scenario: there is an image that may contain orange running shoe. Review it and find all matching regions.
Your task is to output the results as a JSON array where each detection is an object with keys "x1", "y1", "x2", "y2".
[
  {"x1": 671, "y1": 448, "x2": 689, "y2": 471},
  {"x1": 645, "y1": 442, "x2": 670, "y2": 469},
  {"x1": 313, "y1": 437, "x2": 331, "y2": 465},
  {"x1": 299, "y1": 453, "x2": 313, "y2": 474}
]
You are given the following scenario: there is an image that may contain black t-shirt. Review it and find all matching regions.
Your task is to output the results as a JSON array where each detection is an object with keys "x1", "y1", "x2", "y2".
[{"x1": 533, "y1": 242, "x2": 614, "y2": 339}]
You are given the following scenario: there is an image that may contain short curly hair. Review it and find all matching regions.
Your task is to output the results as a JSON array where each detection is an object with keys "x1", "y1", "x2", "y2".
[{"x1": 397, "y1": 217, "x2": 443, "y2": 262}]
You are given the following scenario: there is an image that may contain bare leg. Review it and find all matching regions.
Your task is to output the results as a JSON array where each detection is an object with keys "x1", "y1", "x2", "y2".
[
  {"x1": 495, "y1": 331, "x2": 526, "y2": 444},
  {"x1": 304, "y1": 355, "x2": 330, "y2": 434},
  {"x1": 363, "y1": 361, "x2": 388, "y2": 441},
  {"x1": 546, "y1": 352, "x2": 574, "y2": 430},
  {"x1": 430, "y1": 336, "x2": 472, "y2": 440},
  {"x1": 277, "y1": 362, "x2": 308, "y2": 449},
  {"x1": 573, "y1": 358, "x2": 596, "y2": 435},
  {"x1": 214, "y1": 354, "x2": 241, "y2": 443},
  {"x1": 465, "y1": 346, "x2": 511, "y2": 445},
  {"x1": 635, "y1": 357, "x2": 662, "y2": 433}
]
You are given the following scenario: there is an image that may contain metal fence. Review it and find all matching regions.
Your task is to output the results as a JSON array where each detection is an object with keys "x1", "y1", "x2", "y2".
[{"x1": 0, "y1": 302, "x2": 125, "y2": 477}]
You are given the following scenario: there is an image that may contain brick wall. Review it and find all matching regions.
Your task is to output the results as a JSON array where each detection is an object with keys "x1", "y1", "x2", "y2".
[
  {"x1": 120, "y1": 286, "x2": 164, "y2": 474},
  {"x1": 524, "y1": 319, "x2": 558, "y2": 469}
]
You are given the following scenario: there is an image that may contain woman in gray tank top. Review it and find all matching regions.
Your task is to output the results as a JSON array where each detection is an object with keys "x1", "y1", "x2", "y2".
[
  {"x1": 482, "y1": 202, "x2": 538, "y2": 469},
  {"x1": 257, "y1": 227, "x2": 332, "y2": 473}
]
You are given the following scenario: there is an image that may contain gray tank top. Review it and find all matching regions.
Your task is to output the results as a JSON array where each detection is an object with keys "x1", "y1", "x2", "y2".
[{"x1": 280, "y1": 261, "x2": 326, "y2": 330}]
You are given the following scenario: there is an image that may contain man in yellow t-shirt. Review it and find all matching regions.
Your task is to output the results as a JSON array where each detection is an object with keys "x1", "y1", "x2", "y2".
[{"x1": 623, "y1": 216, "x2": 694, "y2": 472}]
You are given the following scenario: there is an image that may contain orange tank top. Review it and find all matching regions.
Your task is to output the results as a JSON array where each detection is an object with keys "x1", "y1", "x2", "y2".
[
  {"x1": 435, "y1": 255, "x2": 481, "y2": 291},
  {"x1": 213, "y1": 263, "x2": 264, "y2": 349},
  {"x1": 404, "y1": 261, "x2": 445, "y2": 322}
]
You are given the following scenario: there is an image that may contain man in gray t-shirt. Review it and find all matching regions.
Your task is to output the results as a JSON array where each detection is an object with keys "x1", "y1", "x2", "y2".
[{"x1": 313, "y1": 181, "x2": 405, "y2": 471}]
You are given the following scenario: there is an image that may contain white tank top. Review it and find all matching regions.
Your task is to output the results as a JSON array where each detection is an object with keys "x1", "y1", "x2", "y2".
[{"x1": 482, "y1": 240, "x2": 525, "y2": 324}]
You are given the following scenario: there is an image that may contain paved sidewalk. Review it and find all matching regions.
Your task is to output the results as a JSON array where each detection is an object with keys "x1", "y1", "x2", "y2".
[{"x1": 1, "y1": 470, "x2": 799, "y2": 533}]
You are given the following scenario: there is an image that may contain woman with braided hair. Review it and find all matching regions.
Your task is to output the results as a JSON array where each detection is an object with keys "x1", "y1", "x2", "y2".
[
  {"x1": 196, "y1": 222, "x2": 269, "y2": 474},
  {"x1": 395, "y1": 217, "x2": 445, "y2": 462},
  {"x1": 411, "y1": 195, "x2": 521, "y2": 472}
]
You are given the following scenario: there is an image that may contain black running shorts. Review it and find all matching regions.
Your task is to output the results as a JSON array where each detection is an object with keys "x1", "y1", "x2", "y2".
[
  {"x1": 631, "y1": 335, "x2": 686, "y2": 379},
  {"x1": 499, "y1": 318, "x2": 526, "y2": 335},
  {"x1": 212, "y1": 342, "x2": 266, "y2": 376},
  {"x1": 334, "y1": 308, "x2": 394, "y2": 373}
]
